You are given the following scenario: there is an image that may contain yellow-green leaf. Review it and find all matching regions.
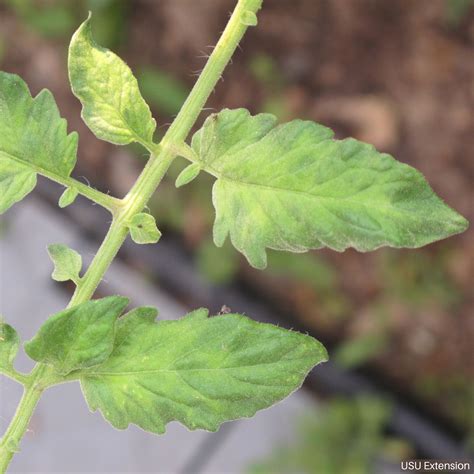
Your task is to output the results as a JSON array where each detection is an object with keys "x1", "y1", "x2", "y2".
[
  {"x1": 80, "y1": 308, "x2": 327, "y2": 434},
  {"x1": 68, "y1": 15, "x2": 156, "y2": 146},
  {"x1": 192, "y1": 109, "x2": 468, "y2": 269}
]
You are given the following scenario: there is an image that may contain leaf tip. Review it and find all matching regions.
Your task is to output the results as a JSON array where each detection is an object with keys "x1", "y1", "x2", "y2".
[
  {"x1": 47, "y1": 243, "x2": 83, "y2": 283},
  {"x1": 73, "y1": 12, "x2": 93, "y2": 43},
  {"x1": 175, "y1": 163, "x2": 201, "y2": 188},
  {"x1": 246, "y1": 248, "x2": 268, "y2": 270},
  {"x1": 454, "y1": 213, "x2": 469, "y2": 234},
  {"x1": 317, "y1": 342, "x2": 329, "y2": 364},
  {"x1": 58, "y1": 187, "x2": 79, "y2": 208},
  {"x1": 104, "y1": 295, "x2": 130, "y2": 313},
  {"x1": 184, "y1": 308, "x2": 209, "y2": 321}
]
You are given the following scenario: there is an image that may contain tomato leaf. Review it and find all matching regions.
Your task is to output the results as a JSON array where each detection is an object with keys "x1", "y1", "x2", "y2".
[
  {"x1": 58, "y1": 187, "x2": 79, "y2": 208},
  {"x1": 47, "y1": 243, "x2": 83, "y2": 285},
  {"x1": 80, "y1": 308, "x2": 327, "y2": 433},
  {"x1": 175, "y1": 163, "x2": 201, "y2": 188},
  {"x1": 25, "y1": 296, "x2": 129, "y2": 375},
  {"x1": 68, "y1": 14, "x2": 156, "y2": 146},
  {"x1": 0, "y1": 72, "x2": 78, "y2": 214},
  {"x1": 192, "y1": 109, "x2": 468, "y2": 269},
  {"x1": 129, "y1": 213, "x2": 161, "y2": 244}
]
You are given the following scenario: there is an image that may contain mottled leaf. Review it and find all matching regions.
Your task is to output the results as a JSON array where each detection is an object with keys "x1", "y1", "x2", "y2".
[
  {"x1": 25, "y1": 296, "x2": 129, "y2": 375},
  {"x1": 192, "y1": 109, "x2": 468, "y2": 269},
  {"x1": 68, "y1": 15, "x2": 156, "y2": 146},
  {"x1": 80, "y1": 308, "x2": 327, "y2": 433},
  {"x1": 0, "y1": 72, "x2": 78, "y2": 213}
]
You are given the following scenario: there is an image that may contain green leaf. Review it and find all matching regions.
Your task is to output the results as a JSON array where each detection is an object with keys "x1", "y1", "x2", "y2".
[
  {"x1": 192, "y1": 109, "x2": 469, "y2": 269},
  {"x1": 80, "y1": 308, "x2": 327, "y2": 433},
  {"x1": 68, "y1": 14, "x2": 156, "y2": 146},
  {"x1": 0, "y1": 72, "x2": 78, "y2": 213},
  {"x1": 58, "y1": 187, "x2": 79, "y2": 208},
  {"x1": 182, "y1": 307, "x2": 209, "y2": 321},
  {"x1": 25, "y1": 296, "x2": 129, "y2": 375},
  {"x1": 0, "y1": 322, "x2": 19, "y2": 371},
  {"x1": 129, "y1": 213, "x2": 161, "y2": 244},
  {"x1": 175, "y1": 163, "x2": 201, "y2": 188},
  {"x1": 47, "y1": 243, "x2": 83, "y2": 284}
]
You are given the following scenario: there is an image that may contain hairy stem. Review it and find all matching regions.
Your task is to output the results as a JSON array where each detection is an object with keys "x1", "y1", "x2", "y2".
[
  {"x1": 0, "y1": 0, "x2": 262, "y2": 471},
  {"x1": 68, "y1": 218, "x2": 129, "y2": 306},
  {"x1": 57, "y1": 175, "x2": 123, "y2": 214},
  {"x1": 1, "y1": 150, "x2": 122, "y2": 213},
  {"x1": 0, "y1": 366, "x2": 47, "y2": 470},
  {"x1": 43, "y1": 172, "x2": 122, "y2": 213}
]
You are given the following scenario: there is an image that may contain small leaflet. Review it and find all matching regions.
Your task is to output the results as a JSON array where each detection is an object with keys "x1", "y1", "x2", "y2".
[
  {"x1": 129, "y1": 213, "x2": 162, "y2": 244},
  {"x1": 175, "y1": 163, "x2": 201, "y2": 188},
  {"x1": 58, "y1": 187, "x2": 79, "y2": 208},
  {"x1": 47, "y1": 243, "x2": 82, "y2": 285},
  {"x1": 241, "y1": 11, "x2": 258, "y2": 27}
]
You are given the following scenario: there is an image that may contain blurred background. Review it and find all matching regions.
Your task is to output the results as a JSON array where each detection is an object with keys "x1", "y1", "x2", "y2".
[{"x1": 0, "y1": 0, "x2": 473, "y2": 472}]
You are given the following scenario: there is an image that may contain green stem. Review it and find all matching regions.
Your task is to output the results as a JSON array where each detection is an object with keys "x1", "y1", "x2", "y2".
[
  {"x1": 167, "y1": 0, "x2": 262, "y2": 141},
  {"x1": 0, "y1": 366, "x2": 47, "y2": 470},
  {"x1": 0, "y1": 369, "x2": 29, "y2": 386},
  {"x1": 72, "y1": 0, "x2": 263, "y2": 303},
  {"x1": 58, "y1": 175, "x2": 123, "y2": 214},
  {"x1": 0, "y1": 0, "x2": 262, "y2": 471},
  {"x1": 1, "y1": 151, "x2": 122, "y2": 213},
  {"x1": 68, "y1": 218, "x2": 129, "y2": 306},
  {"x1": 169, "y1": 142, "x2": 199, "y2": 163},
  {"x1": 123, "y1": 0, "x2": 263, "y2": 212}
]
